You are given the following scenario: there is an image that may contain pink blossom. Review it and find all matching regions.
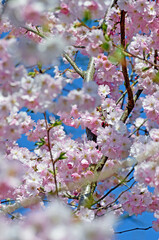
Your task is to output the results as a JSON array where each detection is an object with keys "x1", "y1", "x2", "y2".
[{"x1": 152, "y1": 219, "x2": 159, "y2": 232}]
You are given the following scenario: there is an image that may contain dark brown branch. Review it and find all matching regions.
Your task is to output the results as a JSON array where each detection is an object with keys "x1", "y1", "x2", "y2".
[
  {"x1": 95, "y1": 180, "x2": 135, "y2": 215},
  {"x1": 111, "y1": 0, "x2": 118, "y2": 8},
  {"x1": 120, "y1": 10, "x2": 126, "y2": 47},
  {"x1": 86, "y1": 128, "x2": 97, "y2": 142},
  {"x1": 120, "y1": 10, "x2": 134, "y2": 123},
  {"x1": 154, "y1": 49, "x2": 158, "y2": 70}
]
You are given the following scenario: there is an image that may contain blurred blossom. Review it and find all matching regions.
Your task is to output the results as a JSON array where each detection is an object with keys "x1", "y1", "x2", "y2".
[{"x1": 0, "y1": 201, "x2": 116, "y2": 240}]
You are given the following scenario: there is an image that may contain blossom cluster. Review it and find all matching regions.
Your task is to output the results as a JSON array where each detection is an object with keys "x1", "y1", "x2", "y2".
[{"x1": 0, "y1": 0, "x2": 159, "y2": 239}]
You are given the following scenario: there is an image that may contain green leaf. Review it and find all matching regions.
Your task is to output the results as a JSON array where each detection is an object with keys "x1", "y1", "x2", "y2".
[
  {"x1": 35, "y1": 137, "x2": 46, "y2": 148},
  {"x1": 101, "y1": 22, "x2": 107, "y2": 34},
  {"x1": 28, "y1": 72, "x2": 36, "y2": 77},
  {"x1": 58, "y1": 152, "x2": 67, "y2": 160},
  {"x1": 104, "y1": 34, "x2": 110, "y2": 42},
  {"x1": 54, "y1": 152, "x2": 67, "y2": 164},
  {"x1": 84, "y1": 195, "x2": 95, "y2": 209},
  {"x1": 83, "y1": 10, "x2": 91, "y2": 23},
  {"x1": 126, "y1": 43, "x2": 130, "y2": 49},
  {"x1": 48, "y1": 169, "x2": 54, "y2": 175},
  {"x1": 101, "y1": 42, "x2": 110, "y2": 51},
  {"x1": 142, "y1": 66, "x2": 151, "y2": 72},
  {"x1": 153, "y1": 71, "x2": 159, "y2": 83},
  {"x1": 37, "y1": 62, "x2": 42, "y2": 71},
  {"x1": 48, "y1": 168, "x2": 58, "y2": 176},
  {"x1": 108, "y1": 48, "x2": 124, "y2": 64},
  {"x1": 50, "y1": 120, "x2": 62, "y2": 128}
]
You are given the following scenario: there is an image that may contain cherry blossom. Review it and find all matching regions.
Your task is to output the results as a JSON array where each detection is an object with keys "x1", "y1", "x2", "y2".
[{"x1": 0, "y1": 0, "x2": 159, "y2": 239}]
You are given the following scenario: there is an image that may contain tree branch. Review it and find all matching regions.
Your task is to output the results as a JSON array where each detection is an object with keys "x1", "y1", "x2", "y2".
[
  {"x1": 154, "y1": 49, "x2": 158, "y2": 70},
  {"x1": 120, "y1": 10, "x2": 134, "y2": 123},
  {"x1": 63, "y1": 52, "x2": 84, "y2": 78},
  {"x1": 84, "y1": 57, "x2": 95, "y2": 82}
]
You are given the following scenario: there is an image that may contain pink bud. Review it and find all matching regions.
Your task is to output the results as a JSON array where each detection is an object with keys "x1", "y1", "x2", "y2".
[
  {"x1": 81, "y1": 159, "x2": 89, "y2": 168},
  {"x1": 71, "y1": 173, "x2": 81, "y2": 180}
]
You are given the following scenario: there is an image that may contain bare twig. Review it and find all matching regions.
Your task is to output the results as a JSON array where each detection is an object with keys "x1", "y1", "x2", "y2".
[
  {"x1": 127, "y1": 50, "x2": 159, "y2": 69},
  {"x1": 115, "y1": 226, "x2": 152, "y2": 234},
  {"x1": 104, "y1": 180, "x2": 136, "y2": 210},
  {"x1": 128, "y1": 119, "x2": 147, "y2": 138},
  {"x1": 116, "y1": 79, "x2": 138, "y2": 105},
  {"x1": 120, "y1": 88, "x2": 143, "y2": 123},
  {"x1": 92, "y1": 165, "x2": 135, "y2": 206}
]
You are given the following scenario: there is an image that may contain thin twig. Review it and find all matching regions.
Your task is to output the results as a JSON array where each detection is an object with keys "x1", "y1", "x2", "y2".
[
  {"x1": 116, "y1": 79, "x2": 138, "y2": 105},
  {"x1": 23, "y1": 26, "x2": 45, "y2": 38},
  {"x1": 95, "y1": 181, "x2": 136, "y2": 215},
  {"x1": 44, "y1": 112, "x2": 58, "y2": 196},
  {"x1": 22, "y1": 27, "x2": 86, "y2": 79},
  {"x1": 92, "y1": 166, "x2": 135, "y2": 206},
  {"x1": 104, "y1": 181, "x2": 136, "y2": 210},
  {"x1": 63, "y1": 52, "x2": 84, "y2": 78},
  {"x1": 113, "y1": 43, "x2": 159, "y2": 68},
  {"x1": 128, "y1": 119, "x2": 147, "y2": 138},
  {"x1": 77, "y1": 18, "x2": 92, "y2": 30},
  {"x1": 120, "y1": 88, "x2": 143, "y2": 123},
  {"x1": 115, "y1": 226, "x2": 152, "y2": 234}
]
